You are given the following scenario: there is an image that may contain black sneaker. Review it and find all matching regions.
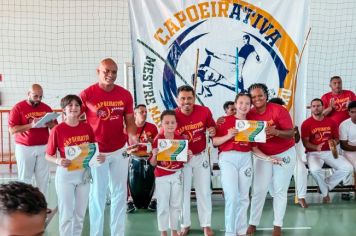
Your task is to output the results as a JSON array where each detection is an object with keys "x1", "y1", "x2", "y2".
[
  {"x1": 147, "y1": 199, "x2": 157, "y2": 212},
  {"x1": 127, "y1": 201, "x2": 136, "y2": 213}
]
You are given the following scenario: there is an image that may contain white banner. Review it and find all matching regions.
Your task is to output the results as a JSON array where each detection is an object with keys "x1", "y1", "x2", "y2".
[{"x1": 129, "y1": 0, "x2": 309, "y2": 127}]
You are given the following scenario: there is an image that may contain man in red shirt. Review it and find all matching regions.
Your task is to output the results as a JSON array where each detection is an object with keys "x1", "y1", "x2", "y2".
[
  {"x1": 301, "y1": 98, "x2": 353, "y2": 203},
  {"x1": 175, "y1": 85, "x2": 216, "y2": 236},
  {"x1": 321, "y1": 76, "x2": 356, "y2": 127},
  {"x1": 80, "y1": 58, "x2": 136, "y2": 236},
  {"x1": 8, "y1": 84, "x2": 56, "y2": 197},
  {"x1": 127, "y1": 104, "x2": 158, "y2": 213}
]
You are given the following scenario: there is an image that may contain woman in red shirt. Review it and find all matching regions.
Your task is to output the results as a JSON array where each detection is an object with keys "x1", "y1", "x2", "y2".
[{"x1": 246, "y1": 83, "x2": 296, "y2": 236}]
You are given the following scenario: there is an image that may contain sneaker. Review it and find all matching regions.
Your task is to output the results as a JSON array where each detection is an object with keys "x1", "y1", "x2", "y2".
[
  {"x1": 127, "y1": 201, "x2": 136, "y2": 213},
  {"x1": 147, "y1": 199, "x2": 157, "y2": 212}
]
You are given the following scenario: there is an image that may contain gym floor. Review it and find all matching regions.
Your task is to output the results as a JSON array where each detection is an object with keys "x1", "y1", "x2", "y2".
[{"x1": 1, "y1": 167, "x2": 355, "y2": 236}]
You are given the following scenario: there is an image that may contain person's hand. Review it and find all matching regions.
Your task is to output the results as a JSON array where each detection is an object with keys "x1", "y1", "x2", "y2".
[
  {"x1": 187, "y1": 150, "x2": 193, "y2": 161},
  {"x1": 45, "y1": 120, "x2": 56, "y2": 128},
  {"x1": 126, "y1": 144, "x2": 139, "y2": 154},
  {"x1": 216, "y1": 117, "x2": 225, "y2": 125},
  {"x1": 207, "y1": 127, "x2": 216, "y2": 137},
  {"x1": 30, "y1": 117, "x2": 41, "y2": 128},
  {"x1": 330, "y1": 98, "x2": 335, "y2": 109},
  {"x1": 151, "y1": 148, "x2": 158, "y2": 159},
  {"x1": 271, "y1": 157, "x2": 283, "y2": 165},
  {"x1": 266, "y1": 125, "x2": 278, "y2": 136},
  {"x1": 227, "y1": 128, "x2": 238, "y2": 139},
  {"x1": 97, "y1": 153, "x2": 106, "y2": 164},
  {"x1": 316, "y1": 142, "x2": 324, "y2": 152},
  {"x1": 58, "y1": 158, "x2": 72, "y2": 167}
]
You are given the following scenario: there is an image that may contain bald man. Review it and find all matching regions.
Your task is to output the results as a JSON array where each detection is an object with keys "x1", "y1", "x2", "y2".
[
  {"x1": 80, "y1": 58, "x2": 136, "y2": 236},
  {"x1": 8, "y1": 84, "x2": 56, "y2": 197}
]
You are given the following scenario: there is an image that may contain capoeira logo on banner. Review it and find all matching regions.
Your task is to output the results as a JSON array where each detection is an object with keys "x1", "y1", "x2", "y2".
[{"x1": 130, "y1": 0, "x2": 308, "y2": 125}]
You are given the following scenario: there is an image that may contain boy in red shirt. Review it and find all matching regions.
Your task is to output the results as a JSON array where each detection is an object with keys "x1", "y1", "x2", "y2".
[{"x1": 150, "y1": 110, "x2": 192, "y2": 236}]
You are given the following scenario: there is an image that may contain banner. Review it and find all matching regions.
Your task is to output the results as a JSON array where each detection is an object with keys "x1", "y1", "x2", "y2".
[{"x1": 129, "y1": 0, "x2": 309, "y2": 126}]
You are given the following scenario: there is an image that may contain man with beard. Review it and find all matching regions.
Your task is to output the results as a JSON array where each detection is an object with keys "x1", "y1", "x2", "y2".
[
  {"x1": 8, "y1": 84, "x2": 56, "y2": 197},
  {"x1": 301, "y1": 98, "x2": 353, "y2": 203},
  {"x1": 175, "y1": 85, "x2": 216, "y2": 236}
]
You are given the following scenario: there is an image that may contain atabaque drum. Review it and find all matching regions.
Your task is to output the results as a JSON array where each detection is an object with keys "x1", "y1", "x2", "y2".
[{"x1": 128, "y1": 155, "x2": 155, "y2": 209}]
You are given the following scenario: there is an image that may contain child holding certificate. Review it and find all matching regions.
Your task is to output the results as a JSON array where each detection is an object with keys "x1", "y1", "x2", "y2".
[
  {"x1": 150, "y1": 110, "x2": 192, "y2": 236},
  {"x1": 213, "y1": 93, "x2": 273, "y2": 236},
  {"x1": 45, "y1": 95, "x2": 105, "y2": 236}
]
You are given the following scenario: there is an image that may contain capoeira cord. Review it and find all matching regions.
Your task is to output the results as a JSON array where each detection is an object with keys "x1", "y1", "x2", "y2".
[{"x1": 251, "y1": 152, "x2": 289, "y2": 166}]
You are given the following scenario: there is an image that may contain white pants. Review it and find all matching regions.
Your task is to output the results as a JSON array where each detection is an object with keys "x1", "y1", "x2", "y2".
[
  {"x1": 307, "y1": 151, "x2": 353, "y2": 197},
  {"x1": 219, "y1": 151, "x2": 252, "y2": 236},
  {"x1": 89, "y1": 147, "x2": 128, "y2": 236},
  {"x1": 343, "y1": 151, "x2": 356, "y2": 170},
  {"x1": 343, "y1": 151, "x2": 356, "y2": 185},
  {"x1": 156, "y1": 171, "x2": 183, "y2": 232},
  {"x1": 15, "y1": 144, "x2": 49, "y2": 197},
  {"x1": 249, "y1": 147, "x2": 296, "y2": 227},
  {"x1": 182, "y1": 151, "x2": 212, "y2": 228},
  {"x1": 55, "y1": 167, "x2": 90, "y2": 236},
  {"x1": 294, "y1": 154, "x2": 308, "y2": 198}
]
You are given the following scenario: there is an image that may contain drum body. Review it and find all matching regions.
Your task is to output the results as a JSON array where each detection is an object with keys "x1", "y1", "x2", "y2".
[{"x1": 128, "y1": 156, "x2": 155, "y2": 208}]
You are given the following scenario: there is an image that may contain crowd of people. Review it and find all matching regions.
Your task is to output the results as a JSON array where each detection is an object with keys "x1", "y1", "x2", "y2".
[{"x1": 5, "y1": 57, "x2": 356, "y2": 236}]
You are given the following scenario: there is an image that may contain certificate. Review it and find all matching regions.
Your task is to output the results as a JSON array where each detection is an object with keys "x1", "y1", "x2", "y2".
[
  {"x1": 65, "y1": 142, "x2": 100, "y2": 171},
  {"x1": 157, "y1": 139, "x2": 188, "y2": 162},
  {"x1": 235, "y1": 120, "x2": 267, "y2": 143},
  {"x1": 32, "y1": 112, "x2": 59, "y2": 128}
]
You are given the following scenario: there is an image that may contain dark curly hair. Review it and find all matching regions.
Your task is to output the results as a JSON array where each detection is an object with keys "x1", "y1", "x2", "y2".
[
  {"x1": 0, "y1": 181, "x2": 47, "y2": 215},
  {"x1": 247, "y1": 83, "x2": 269, "y2": 101}
]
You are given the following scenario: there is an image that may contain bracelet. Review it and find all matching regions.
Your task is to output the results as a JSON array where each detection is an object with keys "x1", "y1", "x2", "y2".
[{"x1": 55, "y1": 158, "x2": 61, "y2": 166}]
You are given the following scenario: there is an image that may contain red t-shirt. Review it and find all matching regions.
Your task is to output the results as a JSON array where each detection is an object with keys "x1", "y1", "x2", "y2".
[
  {"x1": 80, "y1": 83, "x2": 134, "y2": 152},
  {"x1": 136, "y1": 122, "x2": 158, "y2": 143},
  {"x1": 215, "y1": 115, "x2": 251, "y2": 153},
  {"x1": 321, "y1": 90, "x2": 356, "y2": 126},
  {"x1": 134, "y1": 122, "x2": 158, "y2": 155},
  {"x1": 8, "y1": 100, "x2": 53, "y2": 146},
  {"x1": 301, "y1": 116, "x2": 338, "y2": 152},
  {"x1": 175, "y1": 105, "x2": 216, "y2": 154},
  {"x1": 46, "y1": 122, "x2": 95, "y2": 158},
  {"x1": 152, "y1": 133, "x2": 185, "y2": 177},
  {"x1": 247, "y1": 103, "x2": 295, "y2": 155}
]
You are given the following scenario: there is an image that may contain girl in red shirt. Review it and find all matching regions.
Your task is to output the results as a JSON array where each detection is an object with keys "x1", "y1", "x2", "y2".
[
  {"x1": 46, "y1": 95, "x2": 105, "y2": 236},
  {"x1": 213, "y1": 93, "x2": 276, "y2": 236}
]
